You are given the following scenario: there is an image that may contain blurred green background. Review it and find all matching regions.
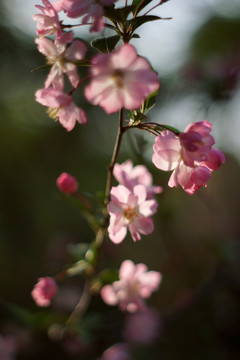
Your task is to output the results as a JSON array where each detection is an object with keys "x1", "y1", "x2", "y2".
[{"x1": 0, "y1": 0, "x2": 240, "y2": 359}]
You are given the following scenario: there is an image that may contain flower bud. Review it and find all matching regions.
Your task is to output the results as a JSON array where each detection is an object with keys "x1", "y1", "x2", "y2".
[
  {"x1": 31, "y1": 277, "x2": 58, "y2": 307},
  {"x1": 56, "y1": 172, "x2": 78, "y2": 194}
]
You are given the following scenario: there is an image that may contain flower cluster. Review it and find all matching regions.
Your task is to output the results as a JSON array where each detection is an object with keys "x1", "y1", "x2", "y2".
[
  {"x1": 108, "y1": 161, "x2": 161, "y2": 243},
  {"x1": 152, "y1": 120, "x2": 225, "y2": 194},
  {"x1": 101, "y1": 260, "x2": 161, "y2": 312},
  {"x1": 33, "y1": 1, "x2": 160, "y2": 130},
  {"x1": 32, "y1": 0, "x2": 226, "y2": 354}
]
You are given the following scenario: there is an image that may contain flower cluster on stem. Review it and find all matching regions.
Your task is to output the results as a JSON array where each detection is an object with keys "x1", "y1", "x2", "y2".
[{"x1": 31, "y1": 0, "x2": 226, "y2": 354}]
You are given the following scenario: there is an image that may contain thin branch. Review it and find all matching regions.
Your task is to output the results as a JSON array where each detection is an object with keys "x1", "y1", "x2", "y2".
[{"x1": 104, "y1": 109, "x2": 125, "y2": 205}]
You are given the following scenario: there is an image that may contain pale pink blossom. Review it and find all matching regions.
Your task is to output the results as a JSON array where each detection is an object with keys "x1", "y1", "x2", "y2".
[
  {"x1": 35, "y1": 35, "x2": 87, "y2": 89},
  {"x1": 56, "y1": 172, "x2": 78, "y2": 194},
  {"x1": 152, "y1": 123, "x2": 225, "y2": 194},
  {"x1": 84, "y1": 44, "x2": 160, "y2": 114},
  {"x1": 101, "y1": 260, "x2": 162, "y2": 312},
  {"x1": 168, "y1": 162, "x2": 211, "y2": 195},
  {"x1": 0, "y1": 335, "x2": 17, "y2": 360},
  {"x1": 35, "y1": 88, "x2": 87, "y2": 131},
  {"x1": 57, "y1": 0, "x2": 117, "y2": 33},
  {"x1": 99, "y1": 343, "x2": 132, "y2": 360},
  {"x1": 123, "y1": 308, "x2": 160, "y2": 344},
  {"x1": 179, "y1": 120, "x2": 215, "y2": 167},
  {"x1": 31, "y1": 277, "x2": 58, "y2": 307},
  {"x1": 113, "y1": 160, "x2": 162, "y2": 199},
  {"x1": 33, "y1": 0, "x2": 63, "y2": 39},
  {"x1": 107, "y1": 185, "x2": 158, "y2": 244}
]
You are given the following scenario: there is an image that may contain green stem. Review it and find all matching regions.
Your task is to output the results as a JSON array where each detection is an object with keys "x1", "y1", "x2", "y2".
[
  {"x1": 104, "y1": 108, "x2": 125, "y2": 205},
  {"x1": 65, "y1": 109, "x2": 126, "y2": 330}
]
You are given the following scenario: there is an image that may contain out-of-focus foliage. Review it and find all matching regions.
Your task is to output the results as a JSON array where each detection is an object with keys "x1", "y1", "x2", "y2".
[{"x1": 0, "y1": 2, "x2": 240, "y2": 360}]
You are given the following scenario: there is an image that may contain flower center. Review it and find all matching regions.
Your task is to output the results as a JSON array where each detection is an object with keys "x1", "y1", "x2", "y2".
[
  {"x1": 112, "y1": 70, "x2": 124, "y2": 88},
  {"x1": 47, "y1": 107, "x2": 59, "y2": 120},
  {"x1": 124, "y1": 206, "x2": 138, "y2": 223}
]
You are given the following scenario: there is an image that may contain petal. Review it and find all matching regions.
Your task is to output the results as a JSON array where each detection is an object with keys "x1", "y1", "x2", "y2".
[
  {"x1": 139, "y1": 199, "x2": 158, "y2": 217},
  {"x1": 152, "y1": 132, "x2": 181, "y2": 171},
  {"x1": 101, "y1": 285, "x2": 118, "y2": 305},
  {"x1": 65, "y1": 40, "x2": 87, "y2": 61},
  {"x1": 130, "y1": 216, "x2": 154, "y2": 237},
  {"x1": 108, "y1": 225, "x2": 127, "y2": 244},
  {"x1": 63, "y1": 62, "x2": 79, "y2": 88},
  {"x1": 35, "y1": 37, "x2": 57, "y2": 58},
  {"x1": 119, "y1": 260, "x2": 135, "y2": 280},
  {"x1": 203, "y1": 148, "x2": 225, "y2": 170}
]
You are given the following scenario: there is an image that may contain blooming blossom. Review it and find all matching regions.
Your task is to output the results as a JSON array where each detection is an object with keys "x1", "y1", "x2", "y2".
[
  {"x1": 84, "y1": 44, "x2": 160, "y2": 114},
  {"x1": 33, "y1": 0, "x2": 63, "y2": 39},
  {"x1": 113, "y1": 160, "x2": 162, "y2": 199},
  {"x1": 35, "y1": 87, "x2": 87, "y2": 131},
  {"x1": 56, "y1": 172, "x2": 78, "y2": 194},
  {"x1": 31, "y1": 277, "x2": 58, "y2": 307},
  {"x1": 123, "y1": 308, "x2": 161, "y2": 344},
  {"x1": 107, "y1": 185, "x2": 158, "y2": 243},
  {"x1": 179, "y1": 120, "x2": 215, "y2": 167},
  {"x1": 152, "y1": 121, "x2": 225, "y2": 194},
  {"x1": 54, "y1": 0, "x2": 117, "y2": 33},
  {"x1": 101, "y1": 260, "x2": 162, "y2": 312},
  {"x1": 35, "y1": 35, "x2": 87, "y2": 89}
]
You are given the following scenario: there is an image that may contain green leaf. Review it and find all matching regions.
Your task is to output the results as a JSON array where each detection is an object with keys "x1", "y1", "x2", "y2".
[
  {"x1": 105, "y1": 6, "x2": 135, "y2": 24},
  {"x1": 128, "y1": 110, "x2": 147, "y2": 123},
  {"x1": 132, "y1": 33, "x2": 140, "y2": 39},
  {"x1": 141, "y1": 89, "x2": 159, "y2": 113},
  {"x1": 156, "y1": 124, "x2": 181, "y2": 134},
  {"x1": 129, "y1": 15, "x2": 162, "y2": 32},
  {"x1": 132, "y1": 0, "x2": 152, "y2": 15},
  {"x1": 91, "y1": 35, "x2": 121, "y2": 53}
]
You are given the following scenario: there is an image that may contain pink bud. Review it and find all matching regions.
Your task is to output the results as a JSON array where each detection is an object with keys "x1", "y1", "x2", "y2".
[
  {"x1": 56, "y1": 172, "x2": 78, "y2": 194},
  {"x1": 31, "y1": 277, "x2": 58, "y2": 307}
]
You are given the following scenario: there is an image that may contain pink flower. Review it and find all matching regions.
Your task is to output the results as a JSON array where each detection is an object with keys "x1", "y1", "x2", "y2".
[
  {"x1": 58, "y1": 0, "x2": 117, "y2": 33},
  {"x1": 99, "y1": 343, "x2": 132, "y2": 360},
  {"x1": 152, "y1": 123, "x2": 225, "y2": 194},
  {"x1": 35, "y1": 88, "x2": 87, "y2": 131},
  {"x1": 168, "y1": 162, "x2": 211, "y2": 195},
  {"x1": 123, "y1": 308, "x2": 160, "y2": 344},
  {"x1": 35, "y1": 35, "x2": 87, "y2": 89},
  {"x1": 31, "y1": 277, "x2": 58, "y2": 307},
  {"x1": 179, "y1": 120, "x2": 215, "y2": 167},
  {"x1": 33, "y1": 0, "x2": 63, "y2": 39},
  {"x1": 56, "y1": 172, "x2": 78, "y2": 194},
  {"x1": 101, "y1": 260, "x2": 162, "y2": 312},
  {"x1": 107, "y1": 185, "x2": 158, "y2": 244},
  {"x1": 113, "y1": 160, "x2": 162, "y2": 199},
  {"x1": 84, "y1": 44, "x2": 160, "y2": 114}
]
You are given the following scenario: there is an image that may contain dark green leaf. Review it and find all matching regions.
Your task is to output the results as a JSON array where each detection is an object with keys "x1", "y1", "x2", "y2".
[
  {"x1": 132, "y1": 33, "x2": 140, "y2": 39},
  {"x1": 105, "y1": 6, "x2": 134, "y2": 24},
  {"x1": 156, "y1": 124, "x2": 181, "y2": 134},
  {"x1": 91, "y1": 35, "x2": 121, "y2": 52},
  {"x1": 141, "y1": 89, "x2": 159, "y2": 113},
  {"x1": 129, "y1": 15, "x2": 162, "y2": 32},
  {"x1": 132, "y1": 0, "x2": 152, "y2": 15}
]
